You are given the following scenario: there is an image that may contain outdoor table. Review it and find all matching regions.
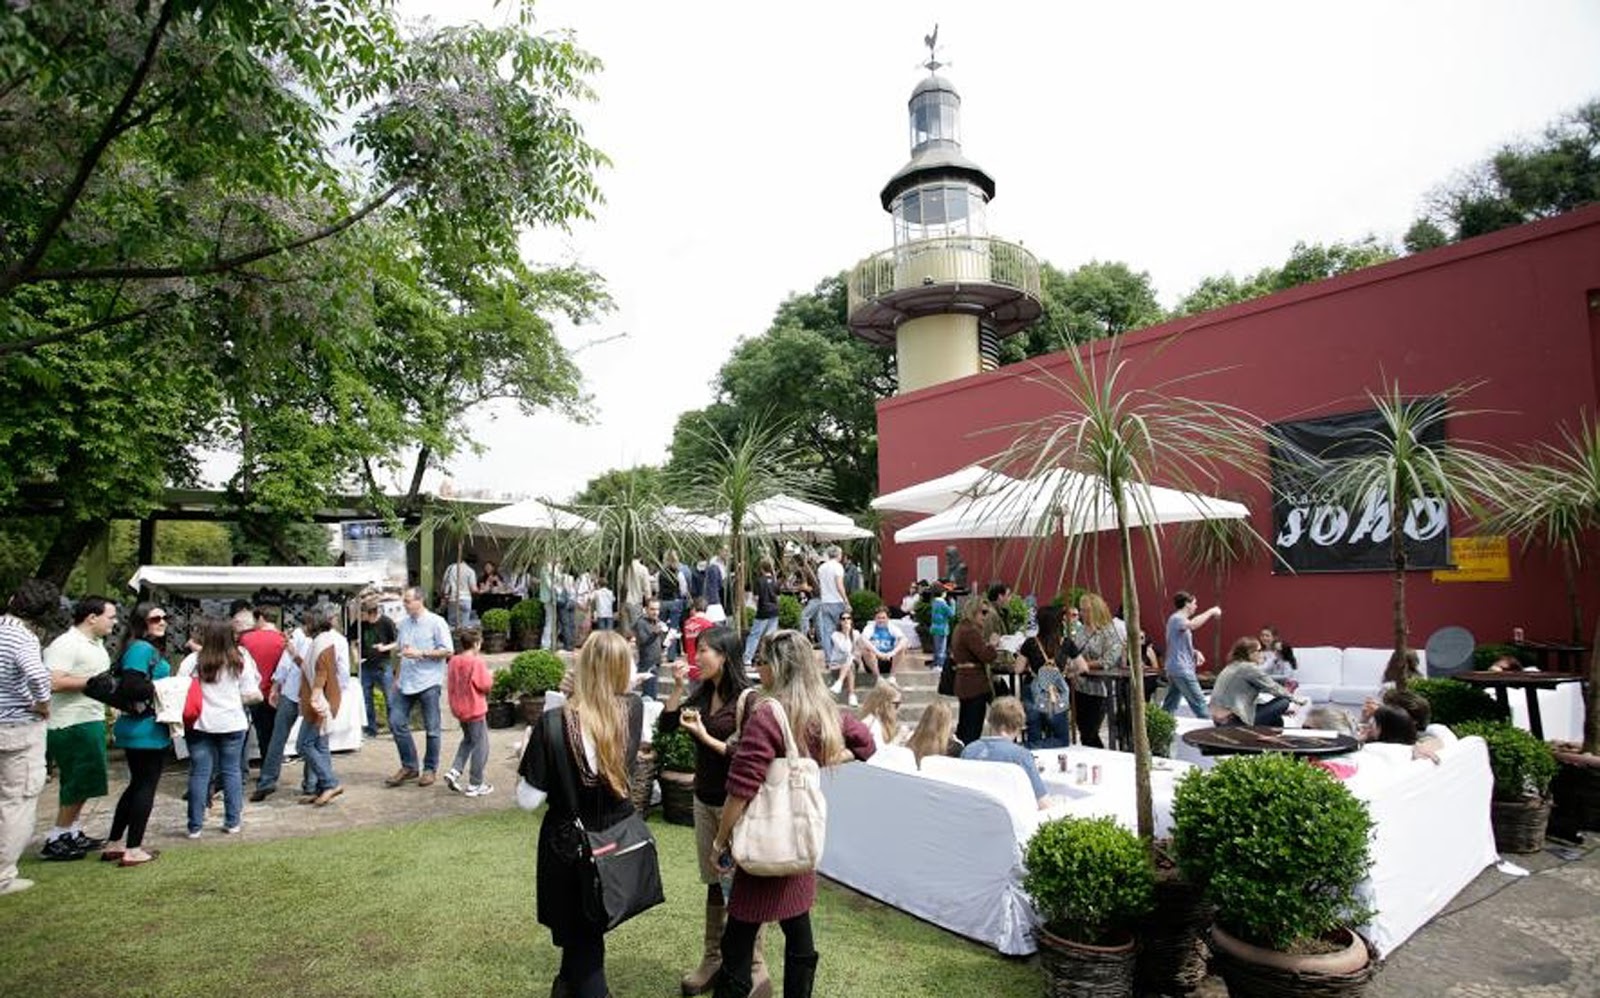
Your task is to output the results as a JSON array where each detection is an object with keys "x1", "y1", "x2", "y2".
[
  {"x1": 1180, "y1": 725, "x2": 1360, "y2": 758},
  {"x1": 1453, "y1": 670, "x2": 1586, "y2": 740},
  {"x1": 1511, "y1": 640, "x2": 1588, "y2": 674}
]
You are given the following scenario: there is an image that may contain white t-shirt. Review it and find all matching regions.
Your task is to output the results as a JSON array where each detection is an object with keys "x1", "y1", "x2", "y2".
[
  {"x1": 44, "y1": 626, "x2": 111, "y2": 729},
  {"x1": 818, "y1": 559, "x2": 846, "y2": 605},
  {"x1": 442, "y1": 563, "x2": 476, "y2": 599},
  {"x1": 593, "y1": 587, "x2": 616, "y2": 618},
  {"x1": 178, "y1": 650, "x2": 262, "y2": 733}
]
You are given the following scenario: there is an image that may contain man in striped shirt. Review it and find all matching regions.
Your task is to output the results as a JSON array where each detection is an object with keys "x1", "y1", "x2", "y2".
[{"x1": 0, "y1": 579, "x2": 60, "y2": 896}]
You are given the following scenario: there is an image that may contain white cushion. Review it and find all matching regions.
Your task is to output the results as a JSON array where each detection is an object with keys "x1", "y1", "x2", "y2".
[
  {"x1": 1295, "y1": 647, "x2": 1343, "y2": 687},
  {"x1": 1341, "y1": 648, "x2": 1393, "y2": 689}
]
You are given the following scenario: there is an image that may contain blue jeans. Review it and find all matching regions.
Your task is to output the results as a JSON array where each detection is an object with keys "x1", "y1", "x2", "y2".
[
  {"x1": 799, "y1": 599, "x2": 822, "y2": 644},
  {"x1": 559, "y1": 603, "x2": 576, "y2": 650},
  {"x1": 255, "y1": 697, "x2": 310, "y2": 794},
  {"x1": 1026, "y1": 706, "x2": 1071, "y2": 748},
  {"x1": 932, "y1": 632, "x2": 949, "y2": 670},
  {"x1": 661, "y1": 599, "x2": 684, "y2": 660},
  {"x1": 1162, "y1": 672, "x2": 1208, "y2": 719},
  {"x1": 390, "y1": 684, "x2": 442, "y2": 774},
  {"x1": 450, "y1": 718, "x2": 490, "y2": 784},
  {"x1": 187, "y1": 729, "x2": 245, "y2": 832},
  {"x1": 743, "y1": 616, "x2": 779, "y2": 664},
  {"x1": 817, "y1": 603, "x2": 846, "y2": 665},
  {"x1": 359, "y1": 663, "x2": 388, "y2": 736},
  {"x1": 296, "y1": 721, "x2": 338, "y2": 794}
]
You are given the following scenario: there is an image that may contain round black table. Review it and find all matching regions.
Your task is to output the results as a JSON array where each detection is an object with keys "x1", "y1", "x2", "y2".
[
  {"x1": 1453, "y1": 671, "x2": 1585, "y2": 741},
  {"x1": 1181, "y1": 725, "x2": 1361, "y2": 758}
]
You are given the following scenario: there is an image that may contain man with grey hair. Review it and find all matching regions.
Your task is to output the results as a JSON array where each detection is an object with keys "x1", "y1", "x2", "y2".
[
  {"x1": 388, "y1": 586, "x2": 453, "y2": 787},
  {"x1": 817, "y1": 545, "x2": 848, "y2": 676}
]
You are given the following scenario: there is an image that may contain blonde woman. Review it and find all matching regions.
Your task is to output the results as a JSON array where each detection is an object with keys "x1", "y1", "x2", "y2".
[
  {"x1": 907, "y1": 700, "x2": 961, "y2": 767},
  {"x1": 710, "y1": 630, "x2": 876, "y2": 998},
  {"x1": 518, "y1": 630, "x2": 643, "y2": 998},
  {"x1": 1071, "y1": 593, "x2": 1125, "y2": 749},
  {"x1": 857, "y1": 680, "x2": 904, "y2": 748},
  {"x1": 950, "y1": 596, "x2": 1000, "y2": 745}
]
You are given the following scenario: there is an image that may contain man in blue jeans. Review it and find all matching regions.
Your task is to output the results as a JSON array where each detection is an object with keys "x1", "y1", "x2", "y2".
[
  {"x1": 1162, "y1": 590, "x2": 1222, "y2": 719},
  {"x1": 250, "y1": 618, "x2": 313, "y2": 802},
  {"x1": 388, "y1": 587, "x2": 453, "y2": 787}
]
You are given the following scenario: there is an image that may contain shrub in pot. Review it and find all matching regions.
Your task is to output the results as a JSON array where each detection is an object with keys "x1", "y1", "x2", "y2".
[
  {"x1": 1410, "y1": 678, "x2": 1509, "y2": 726},
  {"x1": 1022, "y1": 815, "x2": 1154, "y2": 997},
  {"x1": 777, "y1": 594, "x2": 801, "y2": 630},
  {"x1": 505, "y1": 650, "x2": 565, "y2": 724},
  {"x1": 1455, "y1": 720, "x2": 1557, "y2": 853},
  {"x1": 508, "y1": 598, "x2": 545, "y2": 649},
  {"x1": 1172, "y1": 754, "x2": 1376, "y2": 997},
  {"x1": 653, "y1": 720, "x2": 697, "y2": 826},
  {"x1": 480, "y1": 608, "x2": 512, "y2": 653},
  {"x1": 1145, "y1": 704, "x2": 1176, "y2": 758},
  {"x1": 847, "y1": 589, "x2": 883, "y2": 624},
  {"x1": 998, "y1": 594, "x2": 1029, "y2": 634},
  {"x1": 487, "y1": 669, "x2": 519, "y2": 729}
]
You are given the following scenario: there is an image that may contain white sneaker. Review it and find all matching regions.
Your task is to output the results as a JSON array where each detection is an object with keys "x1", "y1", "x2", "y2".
[
  {"x1": 830, "y1": 677, "x2": 844, "y2": 695},
  {"x1": 444, "y1": 769, "x2": 463, "y2": 793},
  {"x1": 464, "y1": 783, "x2": 495, "y2": 797},
  {"x1": 848, "y1": 693, "x2": 859, "y2": 707},
  {"x1": 0, "y1": 877, "x2": 34, "y2": 896},
  {"x1": 186, "y1": 830, "x2": 201, "y2": 840}
]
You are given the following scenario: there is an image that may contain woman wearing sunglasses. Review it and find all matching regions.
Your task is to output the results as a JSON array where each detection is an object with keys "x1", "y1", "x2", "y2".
[{"x1": 103, "y1": 604, "x2": 172, "y2": 866}]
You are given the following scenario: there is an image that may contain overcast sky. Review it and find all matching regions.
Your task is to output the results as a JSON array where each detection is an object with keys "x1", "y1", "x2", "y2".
[{"x1": 397, "y1": 0, "x2": 1600, "y2": 504}]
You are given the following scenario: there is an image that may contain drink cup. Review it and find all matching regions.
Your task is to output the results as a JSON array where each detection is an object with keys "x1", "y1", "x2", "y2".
[
  {"x1": 1056, "y1": 753, "x2": 1068, "y2": 772},
  {"x1": 1075, "y1": 762, "x2": 1088, "y2": 784},
  {"x1": 1091, "y1": 764, "x2": 1102, "y2": 786}
]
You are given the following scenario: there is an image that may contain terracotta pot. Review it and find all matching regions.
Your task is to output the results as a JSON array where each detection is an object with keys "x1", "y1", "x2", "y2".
[
  {"x1": 659, "y1": 769, "x2": 696, "y2": 826},
  {"x1": 1209, "y1": 924, "x2": 1372, "y2": 998},
  {"x1": 1035, "y1": 925, "x2": 1136, "y2": 998}
]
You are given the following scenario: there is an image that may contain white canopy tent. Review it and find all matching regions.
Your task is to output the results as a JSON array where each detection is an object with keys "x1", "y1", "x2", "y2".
[
  {"x1": 745, "y1": 494, "x2": 872, "y2": 541},
  {"x1": 128, "y1": 565, "x2": 386, "y2": 596},
  {"x1": 476, "y1": 498, "x2": 599, "y2": 539},
  {"x1": 870, "y1": 464, "x2": 1015, "y2": 515},
  {"x1": 894, "y1": 469, "x2": 1250, "y2": 544}
]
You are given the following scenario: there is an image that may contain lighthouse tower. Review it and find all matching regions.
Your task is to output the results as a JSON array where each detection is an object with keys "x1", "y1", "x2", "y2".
[{"x1": 848, "y1": 38, "x2": 1041, "y2": 394}]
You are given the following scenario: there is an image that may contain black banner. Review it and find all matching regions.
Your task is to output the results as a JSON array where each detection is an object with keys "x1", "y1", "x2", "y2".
[{"x1": 1268, "y1": 406, "x2": 1451, "y2": 574}]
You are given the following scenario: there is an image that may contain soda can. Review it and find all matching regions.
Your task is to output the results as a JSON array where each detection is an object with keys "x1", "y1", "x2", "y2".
[
  {"x1": 1075, "y1": 762, "x2": 1088, "y2": 784},
  {"x1": 1091, "y1": 764, "x2": 1102, "y2": 786},
  {"x1": 1057, "y1": 753, "x2": 1068, "y2": 772}
]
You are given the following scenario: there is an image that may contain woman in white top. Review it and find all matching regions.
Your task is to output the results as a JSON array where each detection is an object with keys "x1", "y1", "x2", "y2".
[
  {"x1": 178, "y1": 618, "x2": 261, "y2": 838},
  {"x1": 827, "y1": 610, "x2": 865, "y2": 707},
  {"x1": 857, "y1": 680, "x2": 904, "y2": 748}
]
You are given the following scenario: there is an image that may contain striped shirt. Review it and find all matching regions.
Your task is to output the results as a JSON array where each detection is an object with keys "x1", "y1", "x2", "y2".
[{"x1": 0, "y1": 614, "x2": 50, "y2": 724}]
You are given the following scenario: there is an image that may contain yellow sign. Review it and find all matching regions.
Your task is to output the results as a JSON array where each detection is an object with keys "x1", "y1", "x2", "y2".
[{"x1": 1432, "y1": 535, "x2": 1511, "y2": 583}]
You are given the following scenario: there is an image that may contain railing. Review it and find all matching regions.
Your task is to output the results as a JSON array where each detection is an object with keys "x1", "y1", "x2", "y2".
[{"x1": 847, "y1": 236, "x2": 1041, "y2": 314}]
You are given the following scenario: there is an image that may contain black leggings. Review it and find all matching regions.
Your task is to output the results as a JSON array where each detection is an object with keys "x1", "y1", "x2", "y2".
[
  {"x1": 1075, "y1": 692, "x2": 1107, "y2": 749},
  {"x1": 956, "y1": 696, "x2": 989, "y2": 746},
  {"x1": 719, "y1": 913, "x2": 815, "y2": 997},
  {"x1": 108, "y1": 748, "x2": 165, "y2": 849},
  {"x1": 558, "y1": 930, "x2": 607, "y2": 998}
]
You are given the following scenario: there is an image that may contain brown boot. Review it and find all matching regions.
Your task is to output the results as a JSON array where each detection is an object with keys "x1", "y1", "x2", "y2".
[
  {"x1": 681, "y1": 898, "x2": 726, "y2": 995},
  {"x1": 749, "y1": 922, "x2": 772, "y2": 998}
]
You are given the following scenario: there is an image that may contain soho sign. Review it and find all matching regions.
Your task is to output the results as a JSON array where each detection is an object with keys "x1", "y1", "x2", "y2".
[{"x1": 1275, "y1": 490, "x2": 1448, "y2": 550}]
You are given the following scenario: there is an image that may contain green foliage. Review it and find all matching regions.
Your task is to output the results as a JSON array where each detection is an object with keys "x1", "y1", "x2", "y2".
[
  {"x1": 504, "y1": 650, "x2": 565, "y2": 697},
  {"x1": 1145, "y1": 705, "x2": 1176, "y2": 758},
  {"x1": 1454, "y1": 721, "x2": 1558, "y2": 800},
  {"x1": 1022, "y1": 816, "x2": 1154, "y2": 944},
  {"x1": 1410, "y1": 677, "x2": 1510, "y2": 726},
  {"x1": 1049, "y1": 586, "x2": 1089, "y2": 611},
  {"x1": 1172, "y1": 754, "x2": 1374, "y2": 951},
  {"x1": 653, "y1": 721, "x2": 698, "y2": 773},
  {"x1": 508, "y1": 598, "x2": 545, "y2": 638},
  {"x1": 998, "y1": 595, "x2": 1029, "y2": 634},
  {"x1": 999, "y1": 260, "x2": 1164, "y2": 363},
  {"x1": 777, "y1": 594, "x2": 801, "y2": 630},
  {"x1": 1472, "y1": 643, "x2": 1534, "y2": 671},
  {"x1": 1173, "y1": 238, "x2": 1396, "y2": 316},
  {"x1": 479, "y1": 608, "x2": 511, "y2": 635},
  {"x1": 913, "y1": 596, "x2": 934, "y2": 629},
  {"x1": 848, "y1": 589, "x2": 884, "y2": 622},
  {"x1": 572, "y1": 466, "x2": 665, "y2": 508}
]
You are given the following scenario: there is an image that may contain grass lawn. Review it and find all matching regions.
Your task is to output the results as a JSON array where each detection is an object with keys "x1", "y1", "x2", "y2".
[{"x1": 0, "y1": 809, "x2": 1038, "y2": 997}]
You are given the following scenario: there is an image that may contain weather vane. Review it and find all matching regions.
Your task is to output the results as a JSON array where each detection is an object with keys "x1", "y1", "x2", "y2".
[{"x1": 922, "y1": 24, "x2": 944, "y2": 73}]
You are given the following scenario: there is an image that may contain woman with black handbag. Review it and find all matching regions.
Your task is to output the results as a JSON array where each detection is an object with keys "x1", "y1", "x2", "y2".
[{"x1": 518, "y1": 629, "x2": 649, "y2": 998}]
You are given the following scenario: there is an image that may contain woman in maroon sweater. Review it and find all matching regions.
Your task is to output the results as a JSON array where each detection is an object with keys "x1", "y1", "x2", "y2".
[{"x1": 710, "y1": 629, "x2": 875, "y2": 998}]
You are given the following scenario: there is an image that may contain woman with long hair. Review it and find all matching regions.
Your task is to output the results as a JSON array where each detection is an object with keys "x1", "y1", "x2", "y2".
[
  {"x1": 1209, "y1": 636, "x2": 1302, "y2": 728},
  {"x1": 1020, "y1": 606, "x2": 1071, "y2": 748},
  {"x1": 857, "y1": 679, "x2": 903, "y2": 748},
  {"x1": 660, "y1": 626, "x2": 763, "y2": 997},
  {"x1": 297, "y1": 607, "x2": 344, "y2": 806},
  {"x1": 825, "y1": 609, "x2": 864, "y2": 707},
  {"x1": 1069, "y1": 593, "x2": 1125, "y2": 748},
  {"x1": 104, "y1": 603, "x2": 172, "y2": 866},
  {"x1": 519, "y1": 630, "x2": 642, "y2": 998},
  {"x1": 906, "y1": 700, "x2": 962, "y2": 767},
  {"x1": 949, "y1": 597, "x2": 1000, "y2": 745},
  {"x1": 711, "y1": 630, "x2": 875, "y2": 998},
  {"x1": 177, "y1": 617, "x2": 262, "y2": 838}
]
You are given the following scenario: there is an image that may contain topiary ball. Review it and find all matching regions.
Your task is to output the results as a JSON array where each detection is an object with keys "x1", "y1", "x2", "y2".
[
  {"x1": 1455, "y1": 720, "x2": 1558, "y2": 800},
  {"x1": 1023, "y1": 815, "x2": 1154, "y2": 945},
  {"x1": 1411, "y1": 678, "x2": 1510, "y2": 726}
]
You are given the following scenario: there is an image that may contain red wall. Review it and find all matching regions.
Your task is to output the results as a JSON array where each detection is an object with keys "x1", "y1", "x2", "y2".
[{"x1": 876, "y1": 206, "x2": 1600, "y2": 650}]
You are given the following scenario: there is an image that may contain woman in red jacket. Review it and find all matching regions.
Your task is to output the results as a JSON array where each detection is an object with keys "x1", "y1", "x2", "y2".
[{"x1": 710, "y1": 630, "x2": 876, "y2": 998}]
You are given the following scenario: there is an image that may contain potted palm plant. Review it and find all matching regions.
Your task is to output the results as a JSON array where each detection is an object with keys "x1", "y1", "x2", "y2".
[
  {"x1": 479, "y1": 607, "x2": 511, "y2": 653},
  {"x1": 1454, "y1": 720, "x2": 1558, "y2": 853},
  {"x1": 653, "y1": 718, "x2": 697, "y2": 826},
  {"x1": 1172, "y1": 754, "x2": 1376, "y2": 997},
  {"x1": 1022, "y1": 815, "x2": 1154, "y2": 997}
]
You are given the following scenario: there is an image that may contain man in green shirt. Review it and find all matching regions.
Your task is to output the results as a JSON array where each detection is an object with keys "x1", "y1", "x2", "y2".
[{"x1": 42, "y1": 596, "x2": 117, "y2": 860}]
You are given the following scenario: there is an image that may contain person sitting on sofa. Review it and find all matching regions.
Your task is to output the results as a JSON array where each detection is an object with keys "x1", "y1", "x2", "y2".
[
  {"x1": 1362, "y1": 689, "x2": 1444, "y2": 762},
  {"x1": 1209, "y1": 637, "x2": 1306, "y2": 728},
  {"x1": 1381, "y1": 649, "x2": 1423, "y2": 690},
  {"x1": 959, "y1": 696, "x2": 1049, "y2": 809},
  {"x1": 907, "y1": 701, "x2": 962, "y2": 767}
]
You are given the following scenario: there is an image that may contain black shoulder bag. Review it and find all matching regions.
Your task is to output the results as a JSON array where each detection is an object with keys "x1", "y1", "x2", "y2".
[
  {"x1": 84, "y1": 646, "x2": 157, "y2": 716},
  {"x1": 545, "y1": 708, "x2": 665, "y2": 932}
]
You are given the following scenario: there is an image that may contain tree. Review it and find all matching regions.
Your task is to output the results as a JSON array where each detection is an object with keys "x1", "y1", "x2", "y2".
[
  {"x1": 999, "y1": 260, "x2": 1164, "y2": 363},
  {"x1": 1173, "y1": 238, "x2": 1397, "y2": 317},
  {"x1": 984, "y1": 349, "x2": 1269, "y2": 840},
  {"x1": 572, "y1": 466, "x2": 666, "y2": 508},
  {"x1": 1413, "y1": 97, "x2": 1600, "y2": 244}
]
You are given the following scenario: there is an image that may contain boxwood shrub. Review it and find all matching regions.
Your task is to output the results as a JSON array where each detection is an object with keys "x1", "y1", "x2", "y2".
[
  {"x1": 1145, "y1": 704, "x2": 1176, "y2": 757},
  {"x1": 653, "y1": 720, "x2": 697, "y2": 773},
  {"x1": 1454, "y1": 720, "x2": 1557, "y2": 800},
  {"x1": 777, "y1": 594, "x2": 801, "y2": 630},
  {"x1": 1022, "y1": 815, "x2": 1154, "y2": 945},
  {"x1": 847, "y1": 589, "x2": 884, "y2": 623},
  {"x1": 1410, "y1": 677, "x2": 1510, "y2": 726},
  {"x1": 1172, "y1": 754, "x2": 1374, "y2": 951}
]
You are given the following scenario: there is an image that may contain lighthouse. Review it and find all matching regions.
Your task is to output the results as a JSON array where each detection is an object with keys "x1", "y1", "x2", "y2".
[{"x1": 848, "y1": 36, "x2": 1042, "y2": 394}]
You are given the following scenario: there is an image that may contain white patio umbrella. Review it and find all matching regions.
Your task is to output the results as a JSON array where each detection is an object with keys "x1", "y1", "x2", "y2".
[
  {"x1": 660, "y1": 505, "x2": 729, "y2": 536},
  {"x1": 870, "y1": 464, "x2": 1016, "y2": 514},
  {"x1": 894, "y1": 469, "x2": 1249, "y2": 543},
  {"x1": 746, "y1": 494, "x2": 873, "y2": 540},
  {"x1": 477, "y1": 498, "x2": 599, "y2": 538}
]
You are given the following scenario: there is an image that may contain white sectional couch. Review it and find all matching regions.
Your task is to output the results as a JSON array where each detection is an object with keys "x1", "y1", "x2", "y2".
[{"x1": 1288, "y1": 646, "x2": 1427, "y2": 710}]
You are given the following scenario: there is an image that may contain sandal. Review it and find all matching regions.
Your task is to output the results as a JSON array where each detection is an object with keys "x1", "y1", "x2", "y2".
[{"x1": 119, "y1": 849, "x2": 160, "y2": 867}]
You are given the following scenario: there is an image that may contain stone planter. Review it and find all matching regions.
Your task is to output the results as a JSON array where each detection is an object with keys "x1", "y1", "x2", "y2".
[
  {"x1": 659, "y1": 769, "x2": 696, "y2": 826},
  {"x1": 1035, "y1": 925, "x2": 1136, "y2": 998},
  {"x1": 1208, "y1": 924, "x2": 1372, "y2": 998}
]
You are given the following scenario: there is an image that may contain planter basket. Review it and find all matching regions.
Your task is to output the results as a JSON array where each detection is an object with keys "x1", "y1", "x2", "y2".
[
  {"x1": 483, "y1": 632, "x2": 508, "y2": 654},
  {"x1": 1208, "y1": 925, "x2": 1373, "y2": 998},
  {"x1": 1134, "y1": 870, "x2": 1213, "y2": 996},
  {"x1": 1036, "y1": 927, "x2": 1136, "y2": 998},
  {"x1": 1550, "y1": 748, "x2": 1600, "y2": 838},
  {"x1": 659, "y1": 769, "x2": 696, "y2": 826},
  {"x1": 1489, "y1": 796, "x2": 1551, "y2": 854},
  {"x1": 629, "y1": 746, "x2": 657, "y2": 815},
  {"x1": 486, "y1": 701, "x2": 517, "y2": 729},
  {"x1": 517, "y1": 695, "x2": 546, "y2": 727}
]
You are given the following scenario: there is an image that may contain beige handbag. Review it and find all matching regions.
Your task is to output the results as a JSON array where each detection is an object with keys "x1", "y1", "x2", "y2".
[{"x1": 730, "y1": 700, "x2": 826, "y2": 877}]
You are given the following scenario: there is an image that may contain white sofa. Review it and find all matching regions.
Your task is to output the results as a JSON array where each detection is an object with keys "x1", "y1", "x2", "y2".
[{"x1": 1289, "y1": 646, "x2": 1428, "y2": 710}]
